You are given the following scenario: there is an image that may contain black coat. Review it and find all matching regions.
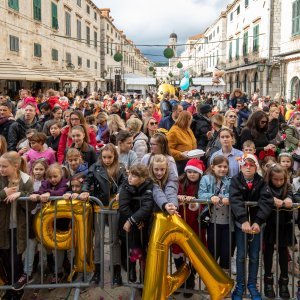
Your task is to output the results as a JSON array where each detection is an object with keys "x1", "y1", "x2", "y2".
[
  {"x1": 191, "y1": 113, "x2": 211, "y2": 151},
  {"x1": 0, "y1": 118, "x2": 15, "y2": 141},
  {"x1": 264, "y1": 184, "x2": 294, "y2": 246},
  {"x1": 7, "y1": 116, "x2": 42, "y2": 151},
  {"x1": 230, "y1": 172, "x2": 273, "y2": 226},
  {"x1": 69, "y1": 142, "x2": 97, "y2": 167},
  {"x1": 160, "y1": 99, "x2": 172, "y2": 118},
  {"x1": 81, "y1": 162, "x2": 127, "y2": 206}
]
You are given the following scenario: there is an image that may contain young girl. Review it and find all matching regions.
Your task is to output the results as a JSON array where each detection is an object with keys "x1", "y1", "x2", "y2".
[
  {"x1": 13, "y1": 159, "x2": 49, "y2": 291},
  {"x1": 70, "y1": 125, "x2": 97, "y2": 167},
  {"x1": 199, "y1": 156, "x2": 231, "y2": 272},
  {"x1": 149, "y1": 154, "x2": 178, "y2": 215},
  {"x1": 0, "y1": 152, "x2": 33, "y2": 300},
  {"x1": 263, "y1": 164, "x2": 293, "y2": 299},
  {"x1": 24, "y1": 132, "x2": 56, "y2": 171},
  {"x1": 63, "y1": 148, "x2": 88, "y2": 177},
  {"x1": 261, "y1": 156, "x2": 277, "y2": 176},
  {"x1": 46, "y1": 120, "x2": 62, "y2": 158},
  {"x1": 30, "y1": 163, "x2": 69, "y2": 283},
  {"x1": 230, "y1": 154, "x2": 273, "y2": 300},
  {"x1": 63, "y1": 173, "x2": 86, "y2": 200},
  {"x1": 80, "y1": 143, "x2": 127, "y2": 286},
  {"x1": 172, "y1": 158, "x2": 205, "y2": 298},
  {"x1": 278, "y1": 152, "x2": 294, "y2": 182},
  {"x1": 119, "y1": 164, "x2": 153, "y2": 283}
]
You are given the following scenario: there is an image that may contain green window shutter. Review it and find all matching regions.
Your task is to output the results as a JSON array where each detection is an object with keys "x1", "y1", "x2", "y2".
[
  {"x1": 33, "y1": 0, "x2": 41, "y2": 21},
  {"x1": 8, "y1": 0, "x2": 19, "y2": 11},
  {"x1": 229, "y1": 41, "x2": 232, "y2": 62},
  {"x1": 52, "y1": 49, "x2": 58, "y2": 61},
  {"x1": 65, "y1": 12, "x2": 71, "y2": 36},
  {"x1": 34, "y1": 43, "x2": 41, "y2": 57},
  {"x1": 86, "y1": 26, "x2": 90, "y2": 45},
  {"x1": 94, "y1": 31, "x2": 97, "y2": 48},
  {"x1": 243, "y1": 32, "x2": 248, "y2": 56},
  {"x1": 51, "y1": 2, "x2": 58, "y2": 30},
  {"x1": 236, "y1": 38, "x2": 239, "y2": 59}
]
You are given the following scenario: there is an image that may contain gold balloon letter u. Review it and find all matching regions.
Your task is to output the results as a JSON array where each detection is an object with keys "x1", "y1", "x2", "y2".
[
  {"x1": 142, "y1": 213, "x2": 233, "y2": 300},
  {"x1": 33, "y1": 200, "x2": 94, "y2": 280}
]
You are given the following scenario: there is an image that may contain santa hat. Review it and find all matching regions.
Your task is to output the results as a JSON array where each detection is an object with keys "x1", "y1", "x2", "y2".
[
  {"x1": 185, "y1": 158, "x2": 206, "y2": 175},
  {"x1": 238, "y1": 154, "x2": 259, "y2": 169}
]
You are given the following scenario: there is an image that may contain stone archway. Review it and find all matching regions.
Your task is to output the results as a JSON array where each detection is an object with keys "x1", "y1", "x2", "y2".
[{"x1": 290, "y1": 76, "x2": 300, "y2": 101}]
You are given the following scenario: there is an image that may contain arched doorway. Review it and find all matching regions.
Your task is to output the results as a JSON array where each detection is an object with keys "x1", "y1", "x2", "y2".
[
  {"x1": 243, "y1": 74, "x2": 247, "y2": 93},
  {"x1": 229, "y1": 75, "x2": 233, "y2": 92},
  {"x1": 291, "y1": 76, "x2": 300, "y2": 101},
  {"x1": 254, "y1": 72, "x2": 258, "y2": 93}
]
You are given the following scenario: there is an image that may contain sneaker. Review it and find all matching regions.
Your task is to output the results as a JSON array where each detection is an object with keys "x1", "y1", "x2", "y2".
[
  {"x1": 231, "y1": 257, "x2": 237, "y2": 275},
  {"x1": 248, "y1": 284, "x2": 262, "y2": 300},
  {"x1": 289, "y1": 261, "x2": 300, "y2": 277},
  {"x1": 12, "y1": 273, "x2": 32, "y2": 291}
]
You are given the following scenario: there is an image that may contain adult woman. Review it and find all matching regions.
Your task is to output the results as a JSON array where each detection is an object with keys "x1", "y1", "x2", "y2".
[
  {"x1": 62, "y1": 109, "x2": 73, "y2": 126},
  {"x1": 210, "y1": 128, "x2": 243, "y2": 177},
  {"x1": 167, "y1": 111, "x2": 197, "y2": 174},
  {"x1": 240, "y1": 110, "x2": 277, "y2": 158},
  {"x1": 57, "y1": 110, "x2": 97, "y2": 163},
  {"x1": 143, "y1": 117, "x2": 158, "y2": 139},
  {"x1": 116, "y1": 130, "x2": 138, "y2": 170},
  {"x1": 126, "y1": 117, "x2": 148, "y2": 163},
  {"x1": 42, "y1": 106, "x2": 63, "y2": 136},
  {"x1": 223, "y1": 110, "x2": 240, "y2": 148},
  {"x1": 108, "y1": 114, "x2": 126, "y2": 144},
  {"x1": 96, "y1": 112, "x2": 109, "y2": 144},
  {"x1": 229, "y1": 88, "x2": 247, "y2": 108}
]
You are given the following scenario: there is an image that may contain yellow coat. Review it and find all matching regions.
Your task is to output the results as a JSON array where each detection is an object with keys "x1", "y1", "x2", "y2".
[{"x1": 167, "y1": 125, "x2": 197, "y2": 161}]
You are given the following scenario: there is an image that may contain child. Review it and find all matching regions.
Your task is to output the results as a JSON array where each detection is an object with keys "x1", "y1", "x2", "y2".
[
  {"x1": 0, "y1": 135, "x2": 7, "y2": 156},
  {"x1": 63, "y1": 173, "x2": 86, "y2": 200},
  {"x1": 63, "y1": 148, "x2": 88, "y2": 177},
  {"x1": 70, "y1": 125, "x2": 97, "y2": 167},
  {"x1": 30, "y1": 163, "x2": 69, "y2": 283},
  {"x1": 0, "y1": 152, "x2": 33, "y2": 300},
  {"x1": 263, "y1": 164, "x2": 293, "y2": 299},
  {"x1": 261, "y1": 156, "x2": 277, "y2": 176},
  {"x1": 278, "y1": 152, "x2": 294, "y2": 182},
  {"x1": 242, "y1": 140, "x2": 256, "y2": 155},
  {"x1": 46, "y1": 120, "x2": 62, "y2": 157},
  {"x1": 17, "y1": 128, "x2": 38, "y2": 156},
  {"x1": 199, "y1": 156, "x2": 231, "y2": 271},
  {"x1": 119, "y1": 164, "x2": 153, "y2": 283},
  {"x1": 173, "y1": 158, "x2": 205, "y2": 297},
  {"x1": 13, "y1": 159, "x2": 48, "y2": 291},
  {"x1": 24, "y1": 132, "x2": 56, "y2": 172},
  {"x1": 80, "y1": 143, "x2": 127, "y2": 286},
  {"x1": 230, "y1": 154, "x2": 273, "y2": 300},
  {"x1": 149, "y1": 154, "x2": 178, "y2": 215}
]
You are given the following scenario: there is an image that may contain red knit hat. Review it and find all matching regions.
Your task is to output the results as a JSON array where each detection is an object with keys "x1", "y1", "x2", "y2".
[{"x1": 184, "y1": 158, "x2": 206, "y2": 175}]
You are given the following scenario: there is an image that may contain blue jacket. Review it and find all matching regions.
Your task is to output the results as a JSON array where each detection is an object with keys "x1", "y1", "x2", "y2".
[
  {"x1": 159, "y1": 115, "x2": 175, "y2": 131},
  {"x1": 199, "y1": 175, "x2": 231, "y2": 200}
]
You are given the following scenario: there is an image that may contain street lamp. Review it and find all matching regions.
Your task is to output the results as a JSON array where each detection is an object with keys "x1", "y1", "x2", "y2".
[
  {"x1": 66, "y1": 62, "x2": 75, "y2": 71},
  {"x1": 257, "y1": 62, "x2": 265, "y2": 73}
]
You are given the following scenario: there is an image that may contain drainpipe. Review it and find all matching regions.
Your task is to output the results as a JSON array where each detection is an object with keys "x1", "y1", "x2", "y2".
[{"x1": 267, "y1": 0, "x2": 273, "y2": 95}]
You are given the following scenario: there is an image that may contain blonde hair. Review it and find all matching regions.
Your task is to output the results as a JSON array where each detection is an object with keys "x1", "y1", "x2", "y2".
[
  {"x1": 269, "y1": 106, "x2": 279, "y2": 114},
  {"x1": 174, "y1": 111, "x2": 192, "y2": 129},
  {"x1": 1, "y1": 151, "x2": 27, "y2": 173},
  {"x1": 126, "y1": 117, "x2": 143, "y2": 133},
  {"x1": 108, "y1": 114, "x2": 126, "y2": 135},
  {"x1": 149, "y1": 154, "x2": 169, "y2": 188},
  {"x1": 46, "y1": 163, "x2": 63, "y2": 178},
  {"x1": 211, "y1": 114, "x2": 224, "y2": 129},
  {"x1": 224, "y1": 110, "x2": 237, "y2": 127}
]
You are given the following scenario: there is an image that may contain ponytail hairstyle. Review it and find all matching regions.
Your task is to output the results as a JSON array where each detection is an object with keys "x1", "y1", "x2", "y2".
[
  {"x1": 1, "y1": 151, "x2": 28, "y2": 173},
  {"x1": 149, "y1": 154, "x2": 169, "y2": 188},
  {"x1": 205, "y1": 155, "x2": 229, "y2": 179},
  {"x1": 264, "y1": 163, "x2": 289, "y2": 197}
]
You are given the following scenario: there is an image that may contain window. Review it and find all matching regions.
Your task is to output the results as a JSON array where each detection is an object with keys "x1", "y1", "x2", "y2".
[
  {"x1": 237, "y1": 5, "x2": 240, "y2": 15},
  {"x1": 77, "y1": 0, "x2": 81, "y2": 7},
  {"x1": 33, "y1": 0, "x2": 41, "y2": 21},
  {"x1": 86, "y1": 5, "x2": 90, "y2": 14},
  {"x1": 86, "y1": 26, "x2": 90, "y2": 46},
  {"x1": 34, "y1": 43, "x2": 42, "y2": 57},
  {"x1": 77, "y1": 19, "x2": 81, "y2": 40},
  {"x1": 94, "y1": 31, "x2": 97, "y2": 48},
  {"x1": 94, "y1": 61, "x2": 97, "y2": 69},
  {"x1": 87, "y1": 59, "x2": 90, "y2": 68},
  {"x1": 230, "y1": 12, "x2": 233, "y2": 21},
  {"x1": 243, "y1": 31, "x2": 248, "y2": 56},
  {"x1": 8, "y1": 0, "x2": 19, "y2": 11},
  {"x1": 229, "y1": 41, "x2": 232, "y2": 62},
  {"x1": 51, "y1": 2, "x2": 58, "y2": 30},
  {"x1": 217, "y1": 26, "x2": 219, "y2": 34},
  {"x1": 94, "y1": 12, "x2": 97, "y2": 20},
  {"x1": 78, "y1": 56, "x2": 82, "y2": 66},
  {"x1": 253, "y1": 24, "x2": 259, "y2": 52},
  {"x1": 65, "y1": 12, "x2": 71, "y2": 36},
  {"x1": 9, "y1": 35, "x2": 19, "y2": 52},
  {"x1": 292, "y1": 0, "x2": 300, "y2": 36},
  {"x1": 107, "y1": 24, "x2": 109, "y2": 30},
  {"x1": 245, "y1": 0, "x2": 249, "y2": 7},
  {"x1": 106, "y1": 37, "x2": 109, "y2": 54},
  {"x1": 66, "y1": 52, "x2": 71, "y2": 63},
  {"x1": 235, "y1": 37, "x2": 240, "y2": 59},
  {"x1": 52, "y1": 49, "x2": 58, "y2": 61}
]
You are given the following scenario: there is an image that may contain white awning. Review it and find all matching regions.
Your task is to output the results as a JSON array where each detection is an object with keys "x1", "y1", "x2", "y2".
[
  {"x1": 123, "y1": 74, "x2": 156, "y2": 85},
  {"x1": 192, "y1": 77, "x2": 225, "y2": 86},
  {"x1": 73, "y1": 69, "x2": 96, "y2": 82}
]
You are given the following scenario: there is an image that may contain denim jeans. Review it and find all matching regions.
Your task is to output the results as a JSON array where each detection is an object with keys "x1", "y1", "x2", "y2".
[{"x1": 235, "y1": 226, "x2": 260, "y2": 287}]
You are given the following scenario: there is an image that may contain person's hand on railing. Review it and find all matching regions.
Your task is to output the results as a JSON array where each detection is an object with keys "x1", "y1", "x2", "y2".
[
  {"x1": 283, "y1": 198, "x2": 293, "y2": 208},
  {"x1": 123, "y1": 220, "x2": 132, "y2": 232},
  {"x1": 211, "y1": 196, "x2": 221, "y2": 205},
  {"x1": 63, "y1": 193, "x2": 72, "y2": 200},
  {"x1": 221, "y1": 197, "x2": 229, "y2": 206},
  {"x1": 274, "y1": 197, "x2": 283, "y2": 208},
  {"x1": 40, "y1": 193, "x2": 50, "y2": 203},
  {"x1": 251, "y1": 223, "x2": 260, "y2": 234},
  {"x1": 79, "y1": 192, "x2": 89, "y2": 201},
  {"x1": 241, "y1": 221, "x2": 252, "y2": 234},
  {"x1": 4, "y1": 186, "x2": 17, "y2": 196},
  {"x1": 164, "y1": 203, "x2": 180, "y2": 216},
  {"x1": 4, "y1": 192, "x2": 21, "y2": 203},
  {"x1": 29, "y1": 194, "x2": 40, "y2": 202}
]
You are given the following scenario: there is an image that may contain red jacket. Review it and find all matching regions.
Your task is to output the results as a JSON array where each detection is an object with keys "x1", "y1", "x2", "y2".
[
  {"x1": 48, "y1": 96, "x2": 60, "y2": 109},
  {"x1": 57, "y1": 125, "x2": 97, "y2": 163}
]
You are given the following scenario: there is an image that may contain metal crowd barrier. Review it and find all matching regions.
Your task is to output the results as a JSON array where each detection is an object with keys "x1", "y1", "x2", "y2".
[{"x1": 1, "y1": 197, "x2": 300, "y2": 299}]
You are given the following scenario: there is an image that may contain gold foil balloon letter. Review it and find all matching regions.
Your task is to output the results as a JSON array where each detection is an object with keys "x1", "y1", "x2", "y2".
[
  {"x1": 33, "y1": 200, "x2": 94, "y2": 280},
  {"x1": 142, "y1": 213, "x2": 233, "y2": 300}
]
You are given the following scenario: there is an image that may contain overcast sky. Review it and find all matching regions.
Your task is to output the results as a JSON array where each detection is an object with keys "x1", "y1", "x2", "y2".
[{"x1": 94, "y1": 0, "x2": 232, "y2": 61}]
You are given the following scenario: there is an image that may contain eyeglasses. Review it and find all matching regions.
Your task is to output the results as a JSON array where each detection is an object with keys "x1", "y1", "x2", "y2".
[
  {"x1": 149, "y1": 122, "x2": 158, "y2": 126},
  {"x1": 244, "y1": 162, "x2": 256, "y2": 168},
  {"x1": 228, "y1": 115, "x2": 237, "y2": 119}
]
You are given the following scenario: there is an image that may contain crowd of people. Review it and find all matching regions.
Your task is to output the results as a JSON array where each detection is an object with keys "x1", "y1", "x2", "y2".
[{"x1": 0, "y1": 87, "x2": 300, "y2": 300}]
